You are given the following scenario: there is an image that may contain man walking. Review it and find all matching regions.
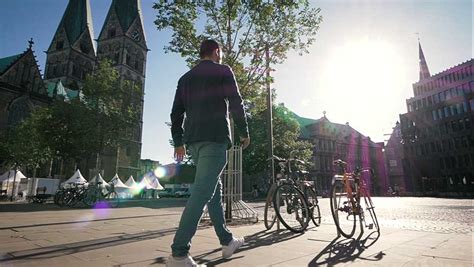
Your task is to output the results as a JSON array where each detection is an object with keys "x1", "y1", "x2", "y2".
[{"x1": 167, "y1": 39, "x2": 250, "y2": 267}]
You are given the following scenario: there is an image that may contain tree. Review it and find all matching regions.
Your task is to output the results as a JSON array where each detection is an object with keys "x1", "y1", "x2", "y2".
[
  {"x1": 81, "y1": 59, "x2": 141, "y2": 170},
  {"x1": 154, "y1": 0, "x2": 321, "y2": 176},
  {"x1": 244, "y1": 104, "x2": 313, "y2": 175},
  {"x1": 40, "y1": 99, "x2": 98, "y2": 173},
  {"x1": 153, "y1": 0, "x2": 322, "y2": 109},
  {"x1": 1, "y1": 107, "x2": 53, "y2": 177}
]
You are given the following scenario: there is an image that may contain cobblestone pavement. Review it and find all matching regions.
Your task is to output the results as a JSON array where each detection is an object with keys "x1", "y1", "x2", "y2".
[
  {"x1": 0, "y1": 197, "x2": 471, "y2": 266},
  {"x1": 248, "y1": 197, "x2": 473, "y2": 234}
]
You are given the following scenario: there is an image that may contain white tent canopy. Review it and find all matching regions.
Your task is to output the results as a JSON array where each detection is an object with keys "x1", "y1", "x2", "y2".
[
  {"x1": 89, "y1": 173, "x2": 109, "y2": 187},
  {"x1": 150, "y1": 177, "x2": 164, "y2": 190},
  {"x1": 125, "y1": 175, "x2": 137, "y2": 188},
  {"x1": 138, "y1": 177, "x2": 154, "y2": 190},
  {"x1": 62, "y1": 169, "x2": 87, "y2": 185},
  {"x1": 109, "y1": 174, "x2": 130, "y2": 189},
  {"x1": 0, "y1": 170, "x2": 26, "y2": 182}
]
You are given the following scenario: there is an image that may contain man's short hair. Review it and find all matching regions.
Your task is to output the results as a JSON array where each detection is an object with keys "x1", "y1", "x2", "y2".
[{"x1": 199, "y1": 39, "x2": 220, "y2": 58}]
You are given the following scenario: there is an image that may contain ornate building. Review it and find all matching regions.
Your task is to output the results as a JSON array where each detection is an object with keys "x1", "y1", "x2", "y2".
[
  {"x1": 399, "y1": 42, "x2": 473, "y2": 194},
  {"x1": 0, "y1": 40, "x2": 50, "y2": 136},
  {"x1": 1, "y1": 0, "x2": 148, "y2": 180},
  {"x1": 293, "y1": 111, "x2": 388, "y2": 195},
  {"x1": 384, "y1": 122, "x2": 405, "y2": 193}
]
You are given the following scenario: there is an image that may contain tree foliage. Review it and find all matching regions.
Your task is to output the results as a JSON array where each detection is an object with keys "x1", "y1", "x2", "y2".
[
  {"x1": 153, "y1": 0, "x2": 321, "y2": 175},
  {"x1": 154, "y1": 0, "x2": 322, "y2": 110},
  {"x1": 244, "y1": 104, "x2": 313, "y2": 175},
  {"x1": 0, "y1": 108, "x2": 53, "y2": 171},
  {"x1": 81, "y1": 59, "x2": 141, "y2": 153}
]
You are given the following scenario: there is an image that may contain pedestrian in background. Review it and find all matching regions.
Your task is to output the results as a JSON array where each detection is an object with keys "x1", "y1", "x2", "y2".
[{"x1": 167, "y1": 39, "x2": 250, "y2": 267}]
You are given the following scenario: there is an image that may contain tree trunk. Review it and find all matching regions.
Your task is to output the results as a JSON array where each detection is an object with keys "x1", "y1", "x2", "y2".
[
  {"x1": 60, "y1": 159, "x2": 64, "y2": 178},
  {"x1": 48, "y1": 159, "x2": 53, "y2": 178}
]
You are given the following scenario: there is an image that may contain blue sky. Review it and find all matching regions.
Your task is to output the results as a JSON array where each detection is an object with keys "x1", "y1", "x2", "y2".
[{"x1": 0, "y1": 0, "x2": 472, "y2": 165}]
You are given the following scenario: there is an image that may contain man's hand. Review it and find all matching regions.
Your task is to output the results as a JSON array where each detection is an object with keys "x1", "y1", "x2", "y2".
[
  {"x1": 240, "y1": 137, "x2": 250, "y2": 150},
  {"x1": 174, "y1": 146, "x2": 186, "y2": 162}
]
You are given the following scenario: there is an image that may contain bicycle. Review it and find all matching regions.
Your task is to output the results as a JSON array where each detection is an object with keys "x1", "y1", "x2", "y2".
[
  {"x1": 83, "y1": 182, "x2": 119, "y2": 208},
  {"x1": 264, "y1": 155, "x2": 320, "y2": 233},
  {"x1": 330, "y1": 159, "x2": 380, "y2": 238}
]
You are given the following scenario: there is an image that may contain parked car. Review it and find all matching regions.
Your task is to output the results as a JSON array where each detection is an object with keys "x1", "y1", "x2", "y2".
[
  {"x1": 158, "y1": 188, "x2": 174, "y2": 198},
  {"x1": 174, "y1": 188, "x2": 191, "y2": 198}
]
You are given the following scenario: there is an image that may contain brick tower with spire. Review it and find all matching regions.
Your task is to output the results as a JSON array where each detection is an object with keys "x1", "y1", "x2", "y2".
[
  {"x1": 44, "y1": 0, "x2": 96, "y2": 90},
  {"x1": 96, "y1": 0, "x2": 148, "y2": 178}
]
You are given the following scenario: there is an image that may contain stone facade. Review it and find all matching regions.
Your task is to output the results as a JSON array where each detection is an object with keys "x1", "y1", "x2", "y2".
[
  {"x1": 384, "y1": 122, "x2": 405, "y2": 194},
  {"x1": 0, "y1": 47, "x2": 50, "y2": 137},
  {"x1": 294, "y1": 113, "x2": 388, "y2": 195},
  {"x1": 400, "y1": 48, "x2": 473, "y2": 193}
]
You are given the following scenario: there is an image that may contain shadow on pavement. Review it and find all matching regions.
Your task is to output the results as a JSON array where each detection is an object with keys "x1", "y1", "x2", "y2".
[
  {"x1": 0, "y1": 226, "x2": 187, "y2": 263},
  {"x1": 308, "y1": 229, "x2": 383, "y2": 266},
  {"x1": 0, "y1": 198, "x2": 188, "y2": 213},
  {"x1": 0, "y1": 213, "x2": 178, "y2": 231},
  {"x1": 195, "y1": 228, "x2": 304, "y2": 266}
]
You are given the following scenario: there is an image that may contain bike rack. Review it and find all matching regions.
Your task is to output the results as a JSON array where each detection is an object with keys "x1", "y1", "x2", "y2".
[{"x1": 202, "y1": 145, "x2": 258, "y2": 223}]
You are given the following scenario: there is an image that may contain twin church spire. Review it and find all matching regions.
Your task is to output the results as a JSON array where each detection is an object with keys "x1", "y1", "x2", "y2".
[{"x1": 45, "y1": 0, "x2": 147, "y2": 89}]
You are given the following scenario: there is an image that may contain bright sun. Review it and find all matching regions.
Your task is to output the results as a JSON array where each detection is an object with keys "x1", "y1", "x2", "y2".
[{"x1": 319, "y1": 39, "x2": 405, "y2": 140}]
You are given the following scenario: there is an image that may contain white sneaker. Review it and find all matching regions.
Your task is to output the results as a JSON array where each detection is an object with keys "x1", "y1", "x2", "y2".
[
  {"x1": 166, "y1": 255, "x2": 206, "y2": 267},
  {"x1": 222, "y1": 237, "x2": 245, "y2": 259}
]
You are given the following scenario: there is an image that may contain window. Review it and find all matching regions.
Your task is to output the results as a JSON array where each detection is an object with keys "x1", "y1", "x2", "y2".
[
  {"x1": 458, "y1": 119, "x2": 464, "y2": 131},
  {"x1": 445, "y1": 90, "x2": 451, "y2": 100},
  {"x1": 56, "y1": 40, "x2": 64, "y2": 50},
  {"x1": 432, "y1": 110, "x2": 438, "y2": 120},
  {"x1": 433, "y1": 93, "x2": 439, "y2": 103},
  {"x1": 448, "y1": 139, "x2": 454, "y2": 150},
  {"x1": 444, "y1": 107, "x2": 450, "y2": 117},
  {"x1": 465, "y1": 155, "x2": 471, "y2": 166},
  {"x1": 108, "y1": 28, "x2": 116, "y2": 38},
  {"x1": 126, "y1": 54, "x2": 131, "y2": 65},
  {"x1": 451, "y1": 105, "x2": 457, "y2": 115},
  {"x1": 470, "y1": 99, "x2": 474, "y2": 111},
  {"x1": 456, "y1": 103, "x2": 463, "y2": 114},
  {"x1": 427, "y1": 96, "x2": 433, "y2": 105},
  {"x1": 422, "y1": 98, "x2": 427, "y2": 107},
  {"x1": 465, "y1": 118, "x2": 471, "y2": 129},
  {"x1": 439, "y1": 92, "x2": 445, "y2": 101},
  {"x1": 463, "y1": 102, "x2": 468, "y2": 113},
  {"x1": 438, "y1": 109, "x2": 443, "y2": 119}
]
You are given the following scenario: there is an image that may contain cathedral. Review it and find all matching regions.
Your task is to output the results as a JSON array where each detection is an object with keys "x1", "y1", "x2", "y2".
[{"x1": 0, "y1": 0, "x2": 148, "y2": 180}]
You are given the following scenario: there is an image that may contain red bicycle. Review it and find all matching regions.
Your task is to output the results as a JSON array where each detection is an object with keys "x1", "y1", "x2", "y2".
[{"x1": 330, "y1": 159, "x2": 380, "y2": 238}]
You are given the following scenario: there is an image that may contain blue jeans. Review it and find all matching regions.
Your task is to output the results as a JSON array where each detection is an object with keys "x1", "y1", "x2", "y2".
[{"x1": 171, "y1": 141, "x2": 233, "y2": 257}]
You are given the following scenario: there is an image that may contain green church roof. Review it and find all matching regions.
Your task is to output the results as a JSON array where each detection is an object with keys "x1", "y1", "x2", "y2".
[
  {"x1": 113, "y1": 0, "x2": 139, "y2": 32},
  {"x1": 287, "y1": 111, "x2": 320, "y2": 139},
  {"x1": 0, "y1": 53, "x2": 23, "y2": 74},
  {"x1": 52, "y1": 0, "x2": 94, "y2": 48}
]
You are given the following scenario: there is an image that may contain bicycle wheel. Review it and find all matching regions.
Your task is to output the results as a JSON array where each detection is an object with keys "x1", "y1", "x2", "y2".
[
  {"x1": 83, "y1": 190, "x2": 97, "y2": 207},
  {"x1": 306, "y1": 187, "x2": 321, "y2": 227},
  {"x1": 361, "y1": 192, "x2": 380, "y2": 233},
  {"x1": 264, "y1": 184, "x2": 277, "y2": 230},
  {"x1": 107, "y1": 191, "x2": 119, "y2": 208},
  {"x1": 330, "y1": 180, "x2": 357, "y2": 238},
  {"x1": 273, "y1": 184, "x2": 310, "y2": 233}
]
